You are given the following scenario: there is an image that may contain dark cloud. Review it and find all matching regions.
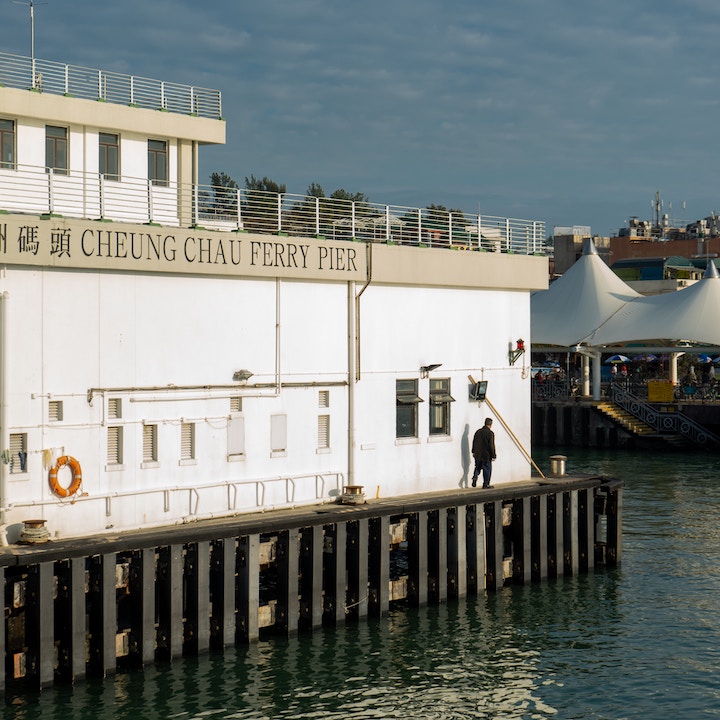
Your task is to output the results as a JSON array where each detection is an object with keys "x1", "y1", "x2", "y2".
[{"x1": 5, "y1": 0, "x2": 720, "y2": 235}]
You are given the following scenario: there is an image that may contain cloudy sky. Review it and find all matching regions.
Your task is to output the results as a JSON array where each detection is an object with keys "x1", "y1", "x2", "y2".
[{"x1": 4, "y1": 0, "x2": 720, "y2": 236}]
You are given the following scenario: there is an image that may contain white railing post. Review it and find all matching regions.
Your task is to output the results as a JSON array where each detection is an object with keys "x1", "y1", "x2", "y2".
[
  {"x1": 351, "y1": 201, "x2": 356, "y2": 238},
  {"x1": 99, "y1": 173, "x2": 105, "y2": 219},
  {"x1": 386, "y1": 205, "x2": 391, "y2": 242},
  {"x1": 277, "y1": 193, "x2": 283, "y2": 233},
  {"x1": 47, "y1": 168, "x2": 54, "y2": 215},
  {"x1": 477, "y1": 213, "x2": 482, "y2": 250},
  {"x1": 130, "y1": 76, "x2": 135, "y2": 105},
  {"x1": 64, "y1": 64, "x2": 69, "y2": 95},
  {"x1": 193, "y1": 182, "x2": 198, "y2": 226},
  {"x1": 505, "y1": 218, "x2": 510, "y2": 252},
  {"x1": 160, "y1": 81, "x2": 166, "y2": 109},
  {"x1": 417, "y1": 208, "x2": 422, "y2": 245},
  {"x1": 315, "y1": 196, "x2": 320, "y2": 236},
  {"x1": 237, "y1": 188, "x2": 242, "y2": 230},
  {"x1": 448, "y1": 212, "x2": 453, "y2": 247},
  {"x1": 147, "y1": 179, "x2": 154, "y2": 223}
]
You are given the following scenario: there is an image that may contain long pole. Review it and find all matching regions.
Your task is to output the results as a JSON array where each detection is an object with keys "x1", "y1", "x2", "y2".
[{"x1": 484, "y1": 396, "x2": 546, "y2": 479}]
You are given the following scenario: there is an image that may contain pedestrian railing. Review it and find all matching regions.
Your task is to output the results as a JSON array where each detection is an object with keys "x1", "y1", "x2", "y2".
[
  {"x1": 0, "y1": 164, "x2": 546, "y2": 254},
  {"x1": 609, "y1": 383, "x2": 720, "y2": 450},
  {"x1": 0, "y1": 51, "x2": 222, "y2": 119}
]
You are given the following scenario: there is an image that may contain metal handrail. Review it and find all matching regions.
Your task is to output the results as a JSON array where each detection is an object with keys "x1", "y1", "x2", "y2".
[
  {"x1": 608, "y1": 383, "x2": 720, "y2": 450},
  {"x1": 0, "y1": 164, "x2": 546, "y2": 255},
  {"x1": 0, "y1": 51, "x2": 222, "y2": 119}
]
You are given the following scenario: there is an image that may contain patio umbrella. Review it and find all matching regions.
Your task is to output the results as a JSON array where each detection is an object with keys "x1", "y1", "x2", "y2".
[
  {"x1": 698, "y1": 354, "x2": 713, "y2": 364},
  {"x1": 604, "y1": 354, "x2": 630, "y2": 364},
  {"x1": 633, "y1": 353, "x2": 657, "y2": 362}
]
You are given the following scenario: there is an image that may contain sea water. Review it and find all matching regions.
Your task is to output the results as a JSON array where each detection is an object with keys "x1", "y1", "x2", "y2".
[{"x1": 7, "y1": 448, "x2": 720, "y2": 719}]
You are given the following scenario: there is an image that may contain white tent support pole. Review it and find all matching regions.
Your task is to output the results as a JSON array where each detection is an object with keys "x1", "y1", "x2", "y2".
[
  {"x1": 582, "y1": 354, "x2": 591, "y2": 397},
  {"x1": 592, "y1": 351, "x2": 602, "y2": 400},
  {"x1": 670, "y1": 352, "x2": 681, "y2": 385}
]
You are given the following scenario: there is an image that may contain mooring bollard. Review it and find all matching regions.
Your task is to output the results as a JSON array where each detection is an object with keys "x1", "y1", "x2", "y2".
[{"x1": 549, "y1": 455, "x2": 567, "y2": 476}]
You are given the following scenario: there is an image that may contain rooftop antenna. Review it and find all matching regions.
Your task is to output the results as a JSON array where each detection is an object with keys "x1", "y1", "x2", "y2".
[{"x1": 11, "y1": 0, "x2": 45, "y2": 89}]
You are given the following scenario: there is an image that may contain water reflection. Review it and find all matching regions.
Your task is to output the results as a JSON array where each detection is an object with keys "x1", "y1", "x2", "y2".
[{"x1": 8, "y1": 449, "x2": 720, "y2": 719}]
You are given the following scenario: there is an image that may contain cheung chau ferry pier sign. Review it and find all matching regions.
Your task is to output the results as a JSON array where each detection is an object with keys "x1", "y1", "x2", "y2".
[{"x1": 0, "y1": 216, "x2": 366, "y2": 281}]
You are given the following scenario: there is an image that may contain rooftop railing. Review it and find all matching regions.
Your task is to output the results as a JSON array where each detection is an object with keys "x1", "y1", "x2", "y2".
[
  {"x1": 0, "y1": 164, "x2": 546, "y2": 254},
  {"x1": 0, "y1": 52, "x2": 222, "y2": 120}
]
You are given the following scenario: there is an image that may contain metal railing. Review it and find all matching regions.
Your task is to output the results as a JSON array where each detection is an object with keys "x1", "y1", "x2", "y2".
[
  {"x1": 608, "y1": 383, "x2": 720, "y2": 450},
  {"x1": 0, "y1": 163, "x2": 546, "y2": 254},
  {"x1": 0, "y1": 51, "x2": 222, "y2": 120}
]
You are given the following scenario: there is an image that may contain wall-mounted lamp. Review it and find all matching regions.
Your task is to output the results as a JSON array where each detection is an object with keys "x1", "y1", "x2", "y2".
[
  {"x1": 233, "y1": 369, "x2": 254, "y2": 382},
  {"x1": 420, "y1": 363, "x2": 442, "y2": 378},
  {"x1": 509, "y1": 339, "x2": 525, "y2": 366}
]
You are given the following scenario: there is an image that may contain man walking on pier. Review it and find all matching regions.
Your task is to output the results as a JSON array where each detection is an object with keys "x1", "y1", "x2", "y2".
[{"x1": 471, "y1": 418, "x2": 496, "y2": 488}]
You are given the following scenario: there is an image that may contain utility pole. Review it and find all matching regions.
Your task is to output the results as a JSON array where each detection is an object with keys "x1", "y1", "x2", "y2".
[{"x1": 11, "y1": 0, "x2": 43, "y2": 88}]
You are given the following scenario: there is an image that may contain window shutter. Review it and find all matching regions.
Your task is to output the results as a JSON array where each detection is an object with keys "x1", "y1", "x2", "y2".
[
  {"x1": 48, "y1": 400, "x2": 63, "y2": 421},
  {"x1": 227, "y1": 415, "x2": 245, "y2": 456},
  {"x1": 181, "y1": 422, "x2": 195, "y2": 460},
  {"x1": 318, "y1": 414, "x2": 330, "y2": 448},
  {"x1": 107, "y1": 426, "x2": 122, "y2": 464},
  {"x1": 143, "y1": 424, "x2": 157, "y2": 462}
]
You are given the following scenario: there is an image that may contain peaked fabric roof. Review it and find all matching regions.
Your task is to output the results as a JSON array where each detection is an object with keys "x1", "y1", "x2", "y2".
[
  {"x1": 531, "y1": 238, "x2": 640, "y2": 347},
  {"x1": 586, "y1": 261, "x2": 720, "y2": 347},
  {"x1": 532, "y1": 239, "x2": 720, "y2": 349}
]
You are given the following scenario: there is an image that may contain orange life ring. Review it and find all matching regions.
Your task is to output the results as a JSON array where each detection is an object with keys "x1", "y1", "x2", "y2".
[{"x1": 49, "y1": 455, "x2": 82, "y2": 498}]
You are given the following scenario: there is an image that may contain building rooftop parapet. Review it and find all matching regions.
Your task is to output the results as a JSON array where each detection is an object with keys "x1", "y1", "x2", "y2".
[{"x1": 0, "y1": 51, "x2": 222, "y2": 120}]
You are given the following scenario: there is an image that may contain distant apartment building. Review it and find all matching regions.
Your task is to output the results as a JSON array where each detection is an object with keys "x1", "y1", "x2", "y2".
[{"x1": 552, "y1": 226, "x2": 610, "y2": 276}]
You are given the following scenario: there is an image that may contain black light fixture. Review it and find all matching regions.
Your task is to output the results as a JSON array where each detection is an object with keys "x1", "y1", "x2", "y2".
[{"x1": 420, "y1": 363, "x2": 442, "y2": 378}]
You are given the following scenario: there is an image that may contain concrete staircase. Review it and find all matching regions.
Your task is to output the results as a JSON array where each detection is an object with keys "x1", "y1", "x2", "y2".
[{"x1": 594, "y1": 401, "x2": 659, "y2": 438}]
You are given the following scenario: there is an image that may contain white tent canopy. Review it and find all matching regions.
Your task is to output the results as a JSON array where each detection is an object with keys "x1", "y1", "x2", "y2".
[
  {"x1": 586, "y1": 262, "x2": 720, "y2": 347},
  {"x1": 531, "y1": 239, "x2": 640, "y2": 348},
  {"x1": 531, "y1": 238, "x2": 720, "y2": 398}
]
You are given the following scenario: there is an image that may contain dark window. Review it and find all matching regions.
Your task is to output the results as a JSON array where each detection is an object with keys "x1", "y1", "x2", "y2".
[
  {"x1": 396, "y1": 379, "x2": 423, "y2": 438},
  {"x1": 148, "y1": 139, "x2": 167, "y2": 186},
  {"x1": 99, "y1": 132, "x2": 119, "y2": 180},
  {"x1": 0, "y1": 119, "x2": 15, "y2": 169},
  {"x1": 46, "y1": 125, "x2": 68, "y2": 175},
  {"x1": 429, "y1": 378, "x2": 455, "y2": 435}
]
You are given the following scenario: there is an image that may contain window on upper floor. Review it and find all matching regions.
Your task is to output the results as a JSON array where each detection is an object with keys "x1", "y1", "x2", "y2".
[
  {"x1": 148, "y1": 139, "x2": 167, "y2": 186},
  {"x1": 0, "y1": 119, "x2": 15, "y2": 170},
  {"x1": 99, "y1": 132, "x2": 119, "y2": 181},
  {"x1": 46, "y1": 125, "x2": 68, "y2": 175}
]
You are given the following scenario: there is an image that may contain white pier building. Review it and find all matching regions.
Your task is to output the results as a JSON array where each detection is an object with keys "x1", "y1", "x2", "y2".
[{"x1": 0, "y1": 51, "x2": 547, "y2": 542}]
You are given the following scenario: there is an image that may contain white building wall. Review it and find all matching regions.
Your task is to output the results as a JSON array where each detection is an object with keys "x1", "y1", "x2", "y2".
[
  {"x1": 1, "y1": 266, "x2": 356, "y2": 538},
  {"x1": 354, "y1": 285, "x2": 531, "y2": 498},
  {"x1": 0, "y1": 260, "x2": 535, "y2": 540}
]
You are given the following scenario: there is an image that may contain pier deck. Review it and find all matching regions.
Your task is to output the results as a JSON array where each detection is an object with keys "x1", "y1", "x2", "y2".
[{"x1": 0, "y1": 474, "x2": 621, "y2": 694}]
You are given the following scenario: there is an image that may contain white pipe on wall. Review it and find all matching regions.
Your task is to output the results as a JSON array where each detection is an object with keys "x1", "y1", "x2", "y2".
[{"x1": 0, "y1": 292, "x2": 9, "y2": 545}]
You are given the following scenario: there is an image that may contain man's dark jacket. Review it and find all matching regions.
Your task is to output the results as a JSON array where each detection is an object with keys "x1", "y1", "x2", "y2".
[{"x1": 472, "y1": 426, "x2": 496, "y2": 461}]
